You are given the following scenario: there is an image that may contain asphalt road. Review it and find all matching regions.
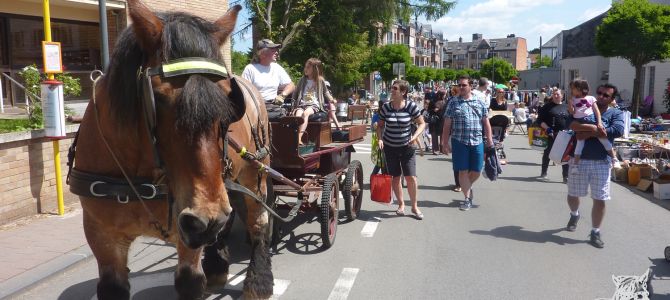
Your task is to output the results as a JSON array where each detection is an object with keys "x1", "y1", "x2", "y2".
[{"x1": 10, "y1": 133, "x2": 670, "y2": 299}]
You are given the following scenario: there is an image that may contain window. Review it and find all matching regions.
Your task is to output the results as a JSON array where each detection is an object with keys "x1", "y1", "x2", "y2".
[
  {"x1": 387, "y1": 32, "x2": 392, "y2": 44},
  {"x1": 504, "y1": 51, "x2": 510, "y2": 58},
  {"x1": 569, "y1": 69, "x2": 579, "y2": 81},
  {"x1": 9, "y1": 17, "x2": 101, "y2": 70}
]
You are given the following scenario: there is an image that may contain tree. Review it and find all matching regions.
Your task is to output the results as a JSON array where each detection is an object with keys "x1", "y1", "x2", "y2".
[
  {"x1": 532, "y1": 56, "x2": 553, "y2": 68},
  {"x1": 596, "y1": 0, "x2": 670, "y2": 117},
  {"x1": 422, "y1": 67, "x2": 437, "y2": 82},
  {"x1": 405, "y1": 65, "x2": 425, "y2": 85},
  {"x1": 363, "y1": 44, "x2": 411, "y2": 82},
  {"x1": 231, "y1": 50, "x2": 251, "y2": 75},
  {"x1": 529, "y1": 48, "x2": 541, "y2": 54},
  {"x1": 245, "y1": 0, "x2": 318, "y2": 54},
  {"x1": 480, "y1": 57, "x2": 517, "y2": 83},
  {"x1": 441, "y1": 68, "x2": 457, "y2": 82}
]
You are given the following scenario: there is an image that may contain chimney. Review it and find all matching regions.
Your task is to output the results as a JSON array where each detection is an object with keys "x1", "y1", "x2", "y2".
[
  {"x1": 507, "y1": 34, "x2": 516, "y2": 38},
  {"x1": 459, "y1": 36, "x2": 462, "y2": 43},
  {"x1": 472, "y1": 33, "x2": 482, "y2": 41}
]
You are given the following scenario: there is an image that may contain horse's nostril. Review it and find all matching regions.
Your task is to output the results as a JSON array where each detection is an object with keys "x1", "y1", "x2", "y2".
[{"x1": 178, "y1": 212, "x2": 208, "y2": 235}]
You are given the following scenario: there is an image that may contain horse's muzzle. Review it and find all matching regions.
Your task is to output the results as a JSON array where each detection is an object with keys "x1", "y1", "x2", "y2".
[{"x1": 177, "y1": 208, "x2": 227, "y2": 249}]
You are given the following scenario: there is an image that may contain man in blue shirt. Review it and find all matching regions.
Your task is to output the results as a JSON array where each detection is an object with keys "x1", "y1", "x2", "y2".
[{"x1": 566, "y1": 83, "x2": 624, "y2": 248}]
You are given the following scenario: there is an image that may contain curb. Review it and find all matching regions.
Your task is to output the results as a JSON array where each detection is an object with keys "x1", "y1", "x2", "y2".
[{"x1": 0, "y1": 244, "x2": 93, "y2": 299}]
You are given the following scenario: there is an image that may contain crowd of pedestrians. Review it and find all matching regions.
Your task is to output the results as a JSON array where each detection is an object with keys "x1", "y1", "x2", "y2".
[
  {"x1": 241, "y1": 37, "x2": 623, "y2": 249},
  {"x1": 366, "y1": 76, "x2": 623, "y2": 249}
]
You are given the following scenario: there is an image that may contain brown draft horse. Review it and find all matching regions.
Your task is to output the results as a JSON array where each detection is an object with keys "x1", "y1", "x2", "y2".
[{"x1": 71, "y1": 1, "x2": 273, "y2": 299}]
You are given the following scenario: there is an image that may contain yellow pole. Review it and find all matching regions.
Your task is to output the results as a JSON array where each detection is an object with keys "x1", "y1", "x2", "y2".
[{"x1": 43, "y1": 0, "x2": 64, "y2": 215}]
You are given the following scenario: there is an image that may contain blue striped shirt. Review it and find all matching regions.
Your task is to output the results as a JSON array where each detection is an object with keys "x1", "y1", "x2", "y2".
[
  {"x1": 445, "y1": 93, "x2": 489, "y2": 146},
  {"x1": 379, "y1": 101, "x2": 421, "y2": 147}
]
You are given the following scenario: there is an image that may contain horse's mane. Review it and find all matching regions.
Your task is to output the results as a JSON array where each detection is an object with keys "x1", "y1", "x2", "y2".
[{"x1": 104, "y1": 12, "x2": 236, "y2": 140}]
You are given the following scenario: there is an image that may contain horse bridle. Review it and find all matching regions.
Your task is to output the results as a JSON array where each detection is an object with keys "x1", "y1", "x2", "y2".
[{"x1": 68, "y1": 57, "x2": 233, "y2": 239}]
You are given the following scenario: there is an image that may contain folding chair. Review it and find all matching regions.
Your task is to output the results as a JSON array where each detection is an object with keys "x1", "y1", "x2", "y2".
[{"x1": 510, "y1": 120, "x2": 527, "y2": 135}]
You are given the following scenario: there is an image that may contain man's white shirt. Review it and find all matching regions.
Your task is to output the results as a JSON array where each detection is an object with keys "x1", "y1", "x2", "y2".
[
  {"x1": 472, "y1": 89, "x2": 490, "y2": 108},
  {"x1": 241, "y1": 62, "x2": 292, "y2": 102}
]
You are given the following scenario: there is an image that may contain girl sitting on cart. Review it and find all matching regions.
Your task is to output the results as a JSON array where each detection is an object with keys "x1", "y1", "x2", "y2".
[{"x1": 292, "y1": 58, "x2": 339, "y2": 144}]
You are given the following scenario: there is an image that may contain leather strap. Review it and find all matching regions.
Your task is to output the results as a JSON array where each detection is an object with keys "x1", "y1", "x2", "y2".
[{"x1": 69, "y1": 168, "x2": 169, "y2": 203}]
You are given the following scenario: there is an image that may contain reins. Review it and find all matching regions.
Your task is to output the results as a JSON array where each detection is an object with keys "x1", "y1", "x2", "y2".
[{"x1": 90, "y1": 73, "x2": 172, "y2": 239}]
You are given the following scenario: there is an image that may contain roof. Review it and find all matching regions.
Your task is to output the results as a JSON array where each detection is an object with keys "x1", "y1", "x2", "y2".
[{"x1": 562, "y1": 11, "x2": 608, "y2": 58}]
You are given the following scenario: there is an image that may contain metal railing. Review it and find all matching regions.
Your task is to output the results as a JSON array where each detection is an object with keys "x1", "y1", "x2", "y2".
[{"x1": 0, "y1": 72, "x2": 41, "y2": 114}]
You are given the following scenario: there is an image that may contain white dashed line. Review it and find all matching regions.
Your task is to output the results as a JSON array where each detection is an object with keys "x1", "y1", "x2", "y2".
[
  {"x1": 327, "y1": 268, "x2": 359, "y2": 300},
  {"x1": 360, "y1": 218, "x2": 381, "y2": 237}
]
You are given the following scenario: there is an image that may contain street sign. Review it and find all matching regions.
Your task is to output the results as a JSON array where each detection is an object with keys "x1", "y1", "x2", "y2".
[
  {"x1": 374, "y1": 74, "x2": 382, "y2": 80},
  {"x1": 392, "y1": 63, "x2": 405, "y2": 77}
]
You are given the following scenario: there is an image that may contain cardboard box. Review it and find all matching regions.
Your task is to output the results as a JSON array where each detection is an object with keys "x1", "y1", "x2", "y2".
[
  {"x1": 637, "y1": 179, "x2": 653, "y2": 192},
  {"x1": 653, "y1": 179, "x2": 670, "y2": 200}
]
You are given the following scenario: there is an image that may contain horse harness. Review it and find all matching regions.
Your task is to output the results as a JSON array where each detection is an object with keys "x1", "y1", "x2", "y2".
[{"x1": 67, "y1": 57, "x2": 269, "y2": 239}]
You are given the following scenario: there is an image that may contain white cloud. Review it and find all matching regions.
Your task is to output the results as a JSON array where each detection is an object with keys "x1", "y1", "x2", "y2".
[{"x1": 579, "y1": 5, "x2": 610, "y2": 21}]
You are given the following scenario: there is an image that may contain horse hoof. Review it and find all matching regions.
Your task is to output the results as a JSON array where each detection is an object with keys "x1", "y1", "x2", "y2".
[{"x1": 205, "y1": 272, "x2": 229, "y2": 289}]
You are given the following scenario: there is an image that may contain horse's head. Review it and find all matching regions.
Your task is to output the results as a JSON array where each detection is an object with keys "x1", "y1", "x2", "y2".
[{"x1": 108, "y1": 0, "x2": 243, "y2": 248}]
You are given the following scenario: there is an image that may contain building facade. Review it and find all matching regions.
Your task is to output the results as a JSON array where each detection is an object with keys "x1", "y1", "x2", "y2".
[
  {"x1": 0, "y1": 0, "x2": 231, "y2": 108},
  {"x1": 381, "y1": 21, "x2": 445, "y2": 69},
  {"x1": 442, "y1": 33, "x2": 528, "y2": 71}
]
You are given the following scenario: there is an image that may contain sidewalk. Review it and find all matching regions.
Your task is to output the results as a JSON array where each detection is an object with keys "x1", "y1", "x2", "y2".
[{"x1": 0, "y1": 203, "x2": 91, "y2": 299}]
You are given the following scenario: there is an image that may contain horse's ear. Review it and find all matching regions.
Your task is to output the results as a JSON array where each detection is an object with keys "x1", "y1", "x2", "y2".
[
  {"x1": 226, "y1": 77, "x2": 248, "y2": 123},
  {"x1": 127, "y1": 0, "x2": 163, "y2": 54},
  {"x1": 213, "y1": 5, "x2": 242, "y2": 45}
]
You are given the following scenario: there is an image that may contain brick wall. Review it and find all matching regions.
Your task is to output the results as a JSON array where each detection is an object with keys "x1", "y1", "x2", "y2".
[
  {"x1": 0, "y1": 127, "x2": 79, "y2": 225},
  {"x1": 137, "y1": 0, "x2": 232, "y2": 68}
]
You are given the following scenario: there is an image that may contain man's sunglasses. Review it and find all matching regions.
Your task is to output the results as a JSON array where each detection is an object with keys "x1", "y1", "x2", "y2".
[{"x1": 597, "y1": 91, "x2": 612, "y2": 98}]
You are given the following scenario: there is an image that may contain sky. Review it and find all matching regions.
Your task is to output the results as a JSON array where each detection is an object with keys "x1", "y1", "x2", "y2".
[{"x1": 231, "y1": 0, "x2": 613, "y2": 53}]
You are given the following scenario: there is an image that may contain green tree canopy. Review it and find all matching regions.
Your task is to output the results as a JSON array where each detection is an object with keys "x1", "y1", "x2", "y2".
[
  {"x1": 596, "y1": 0, "x2": 670, "y2": 117},
  {"x1": 422, "y1": 67, "x2": 437, "y2": 82},
  {"x1": 405, "y1": 65, "x2": 425, "y2": 85},
  {"x1": 363, "y1": 44, "x2": 411, "y2": 82},
  {"x1": 231, "y1": 50, "x2": 251, "y2": 75},
  {"x1": 532, "y1": 56, "x2": 553, "y2": 69},
  {"x1": 479, "y1": 57, "x2": 517, "y2": 83},
  {"x1": 441, "y1": 68, "x2": 457, "y2": 82},
  {"x1": 529, "y1": 48, "x2": 540, "y2": 54}
]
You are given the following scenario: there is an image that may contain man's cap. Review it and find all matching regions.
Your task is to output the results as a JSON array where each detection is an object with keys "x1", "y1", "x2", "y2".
[{"x1": 257, "y1": 39, "x2": 281, "y2": 50}]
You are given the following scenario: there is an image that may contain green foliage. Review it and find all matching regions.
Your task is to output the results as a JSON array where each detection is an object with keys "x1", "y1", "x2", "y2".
[
  {"x1": 421, "y1": 67, "x2": 437, "y2": 82},
  {"x1": 231, "y1": 50, "x2": 251, "y2": 75},
  {"x1": 17, "y1": 64, "x2": 81, "y2": 129},
  {"x1": 363, "y1": 44, "x2": 411, "y2": 82},
  {"x1": 532, "y1": 56, "x2": 553, "y2": 68},
  {"x1": 277, "y1": 61, "x2": 304, "y2": 84},
  {"x1": 441, "y1": 68, "x2": 457, "y2": 81},
  {"x1": 0, "y1": 119, "x2": 32, "y2": 133},
  {"x1": 479, "y1": 57, "x2": 517, "y2": 83},
  {"x1": 405, "y1": 65, "x2": 425, "y2": 85},
  {"x1": 596, "y1": 0, "x2": 670, "y2": 117},
  {"x1": 529, "y1": 48, "x2": 540, "y2": 54}
]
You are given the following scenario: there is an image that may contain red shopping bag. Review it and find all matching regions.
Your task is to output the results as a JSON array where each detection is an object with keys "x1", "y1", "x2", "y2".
[{"x1": 370, "y1": 173, "x2": 392, "y2": 204}]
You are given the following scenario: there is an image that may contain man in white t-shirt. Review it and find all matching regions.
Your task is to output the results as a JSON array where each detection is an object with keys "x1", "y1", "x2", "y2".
[
  {"x1": 242, "y1": 39, "x2": 295, "y2": 117},
  {"x1": 471, "y1": 77, "x2": 491, "y2": 108}
]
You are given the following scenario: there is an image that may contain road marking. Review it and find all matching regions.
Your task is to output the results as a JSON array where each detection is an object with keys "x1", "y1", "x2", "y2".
[
  {"x1": 360, "y1": 218, "x2": 381, "y2": 237},
  {"x1": 91, "y1": 272, "x2": 290, "y2": 300},
  {"x1": 327, "y1": 268, "x2": 359, "y2": 300}
]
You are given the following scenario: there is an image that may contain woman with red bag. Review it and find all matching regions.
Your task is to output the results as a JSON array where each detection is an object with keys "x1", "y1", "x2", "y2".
[{"x1": 376, "y1": 80, "x2": 426, "y2": 220}]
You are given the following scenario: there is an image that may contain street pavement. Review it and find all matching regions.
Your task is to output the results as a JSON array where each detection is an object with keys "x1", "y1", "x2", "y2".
[{"x1": 3, "y1": 133, "x2": 670, "y2": 299}]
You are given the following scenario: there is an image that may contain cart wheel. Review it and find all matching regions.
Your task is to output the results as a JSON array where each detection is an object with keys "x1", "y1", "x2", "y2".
[
  {"x1": 342, "y1": 160, "x2": 364, "y2": 221},
  {"x1": 319, "y1": 174, "x2": 339, "y2": 249},
  {"x1": 665, "y1": 246, "x2": 670, "y2": 262},
  {"x1": 265, "y1": 176, "x2": 280, "y2": 246}
]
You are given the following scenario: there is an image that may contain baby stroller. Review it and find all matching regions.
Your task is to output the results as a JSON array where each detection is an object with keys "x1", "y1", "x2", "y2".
[{"x1": 489, "y1": 115, "x2": 510, "y2": 163}]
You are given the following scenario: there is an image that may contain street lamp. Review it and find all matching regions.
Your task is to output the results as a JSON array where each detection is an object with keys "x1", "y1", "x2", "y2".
[{"x1": 489, "y1": 40, "x2": 497, "y2": 86}]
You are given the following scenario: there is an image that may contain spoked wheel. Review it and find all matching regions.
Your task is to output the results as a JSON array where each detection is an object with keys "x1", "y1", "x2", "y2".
[
  {"x1": 319, "y1": 174, "x2": 339, "y2": 249},
  {"x1": 665, "y1": 246, "x2": 670, "y2": 262},
  {"x1": 342, "y1": 160, "x2": 364, "y2": 221},
  {"x1": 265, "y1": 176, "x2": 280, "y2": 247}
]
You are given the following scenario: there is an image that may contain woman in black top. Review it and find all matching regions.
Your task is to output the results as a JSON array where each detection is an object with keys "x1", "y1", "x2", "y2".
[
  {"x1": 427, "y1": 89, "x2": 446, "y2": 155},
  {"x1": 490, "y1": 90, "x2": 508, "y2": 111},
  {"x1": 537, "y1": 89, "x2": 570, "y2": 181}
]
